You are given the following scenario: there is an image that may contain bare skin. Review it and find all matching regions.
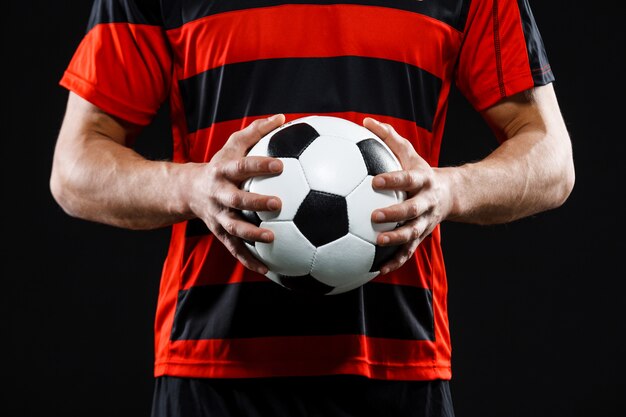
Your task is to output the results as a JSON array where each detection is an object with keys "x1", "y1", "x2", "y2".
[
  {"x1": 365, "y1": 83, "x2": 575, "y2": 273},
  {"x1": 50, "y1": 83, "x2": 574, "y2": 276},
  {"x1": 51, "y1": 92, "x2": 286, "y2": 273}
]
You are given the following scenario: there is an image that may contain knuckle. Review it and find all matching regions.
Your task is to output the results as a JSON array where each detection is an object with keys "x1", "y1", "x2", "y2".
[
  {"x1": 251, "y1": 118, "x2": 265, "y2": 133},
  {"x1": 228, "y1": 192, "x2": 242, "y2": 208},
  {"x1": 401, "y1": 138, "x2": 413, "y2": 150},
  {"x1": 393, "y1": 172, "x2": 406, "y2": 186},
  {"x1": 245, "y1": 196, "x2": 259, "y2": 211},
  {"x1": 409, "y1": 171, "x2": 421, "y2": 187},
  {"x1": 223, "y1": 221, "x2": 237, "y2": 235},
  {"x1": 206, "y1": 162, "x2": 222, "y2": 181},
  {"x1": 235, "y1": 158, "x2": 247, "y2": 174},
  {"x1": 241, "y1": 228, "x2": 255, "y2": 241},
  {"x1": 226, "y1": 131, "x2": 242, "y2": 146},
  {"x1": 412, "y1": 171, "x2": 424, "y2": 186},
  {"x1": 246, "y1": 156, "x2": 261, "y2": 172}
]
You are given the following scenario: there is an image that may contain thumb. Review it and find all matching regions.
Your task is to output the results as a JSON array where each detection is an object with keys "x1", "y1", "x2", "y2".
[
  {"x1": 226, "y1": 114, "x2": 286, "y2": 153},
  {"x1": 362, "y1": 117, "x2": 428, "y2": 170}
]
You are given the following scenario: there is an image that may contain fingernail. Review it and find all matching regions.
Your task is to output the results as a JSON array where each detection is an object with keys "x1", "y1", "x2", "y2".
[
  {"x1": 257, "y1": 266, "x2": 268, "y2": 274},
  {"x1": 373, "y1": 177, "x2": 385, "y2": 187},
  {"x1": 373, "y1": 211, "x2": 385, "y2": 222},
  {"x1": 380, "y1": 267, "x2": 389, "y2": 275},
  {"x1": 379, "y1": 236, "x2": 390, "y2": 245},
  {"x1": 267, "y1": 199, "x2": 280, "y2": 211},
  {"x1": 269, "y1": 161, "x2": 282, "y2": 172},
  {"x1": 261, "y1": 232, "x2": 272, "y2": 242},
  {"x1": 267, "y1": 114, "x2": 279, "y2": 122}
]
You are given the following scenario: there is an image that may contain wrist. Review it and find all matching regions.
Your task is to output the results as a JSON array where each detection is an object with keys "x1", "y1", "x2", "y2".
[
  {"x1": 434, "y1": 165, "x2": 467, "y2": 222},
  {"x1": 168, "y1": 161, "x2": 204, "y2": 220}
]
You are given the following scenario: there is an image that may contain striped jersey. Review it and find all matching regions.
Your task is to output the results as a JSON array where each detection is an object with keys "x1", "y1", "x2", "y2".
[{"x1": 60, "y1": 0, "x2": 554, "y2": 380}]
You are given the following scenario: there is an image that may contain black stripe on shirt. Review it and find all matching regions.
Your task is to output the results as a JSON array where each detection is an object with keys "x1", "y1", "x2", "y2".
[
  {"x1": 170, "y1": 281, "x2": 434, "y2": 341},
  {"x1": 179, "y1": 56, "x2": 442, "y2": 135},
  {"x1": 86, "y1": 0, "x2": 470, "y2": 31},
  {"x1": 516, "y1": 0, "x2": 555, "y2": 85},
  {"x1": 161, "y1": 0, "x2": 471, "y2": 31},
  {"x1": 87, "y1": 0, "x2": 163, "y2": 31}
]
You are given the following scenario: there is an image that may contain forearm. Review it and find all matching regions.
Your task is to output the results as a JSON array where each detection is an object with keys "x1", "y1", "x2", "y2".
[
  {"x1": 50, "y1": 133, "x2": 197, "y2": 229},
  {"x1": 363, "y1": 85, "x2": 574, "y2": 273},
  {"x1": 51, "y1": 94, "x2": 286, "y2": 271},
  {"x1": 440, "y1": 96, "x2": 575, "y2": 225}
]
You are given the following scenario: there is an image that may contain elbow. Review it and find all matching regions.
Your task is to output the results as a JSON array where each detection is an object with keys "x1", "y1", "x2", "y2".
[
  {"x1": 550, "y1": 153, "x2": 576, "y2": 209},
  {"x1": 563, "y1": 159, "x2": 576, "y2": 201},
  {"x1": 49, "y1": 163, "x2": 82, "y2": 219}
]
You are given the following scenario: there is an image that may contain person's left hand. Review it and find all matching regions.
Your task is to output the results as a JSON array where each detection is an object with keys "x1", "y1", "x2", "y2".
[{"x1": 362, "y1": 117, "x2": 454, "y2": 275}]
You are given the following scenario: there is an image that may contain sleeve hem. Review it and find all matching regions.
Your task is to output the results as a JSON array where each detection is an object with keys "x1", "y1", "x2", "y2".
[
  {"x1": 59, "y1": 70, "x2": 156, "y2": 126},
  {"x1": 470, "y1": 73, "x2": 552, "y2": 112}
]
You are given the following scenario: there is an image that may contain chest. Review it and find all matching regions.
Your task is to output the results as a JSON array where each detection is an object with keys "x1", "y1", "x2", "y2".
[{"x1": 163, "y1": 1, "x2": 467, "y2": 81}]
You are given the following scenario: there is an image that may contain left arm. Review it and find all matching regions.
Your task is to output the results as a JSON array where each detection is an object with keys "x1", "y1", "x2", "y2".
[{"x1": 364, "y1": 83, "x2": 575, "y2": 273}]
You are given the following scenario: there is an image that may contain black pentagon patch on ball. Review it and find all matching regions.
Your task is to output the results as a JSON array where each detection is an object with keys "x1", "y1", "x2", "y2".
[
  {"x1": 268, "y1": 123, "x2": 319, "y2": 158},
  {"x1": 293, "y1": 191, "x2": 348, "y2": 247},
  {"x1": 357, "y1": 138, "x2": 399, "y2": 175},
  {"x1": 370, "y1": 244, "x2": 402, "y2": 272},
  {"x1": 279, "y1": 274, "x2": 334, "y2": 295}
]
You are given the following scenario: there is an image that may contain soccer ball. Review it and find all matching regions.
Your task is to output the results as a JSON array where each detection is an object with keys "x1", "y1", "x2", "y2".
[{"x1": 241, "y1": 115, "x2": 405, "y2": 295}]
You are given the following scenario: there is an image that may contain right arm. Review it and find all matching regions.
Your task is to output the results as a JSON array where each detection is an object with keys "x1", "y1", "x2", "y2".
[{"x1": 50, "y1": 92, "x2": 285, "y2": 272}]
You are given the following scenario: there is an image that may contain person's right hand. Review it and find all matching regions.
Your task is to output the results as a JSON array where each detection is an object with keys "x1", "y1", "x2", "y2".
[{"x1": 189, "y1": 114, "x2": 286, "y2": 274}]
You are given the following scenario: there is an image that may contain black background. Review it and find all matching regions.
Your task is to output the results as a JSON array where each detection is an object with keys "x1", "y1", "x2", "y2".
[{"x1": 3, "y1": 1, "x2": 624, "y2": 416}]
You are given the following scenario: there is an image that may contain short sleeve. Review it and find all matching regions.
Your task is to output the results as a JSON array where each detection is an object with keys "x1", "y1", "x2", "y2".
[
  {"x1": 455, "y1": 0, "x2": 554, "y2": 111},
  {"x1": 59, "y1": 0, "x2": 172, "y2": 126}
]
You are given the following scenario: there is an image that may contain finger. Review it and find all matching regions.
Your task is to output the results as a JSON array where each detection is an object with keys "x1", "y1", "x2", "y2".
[
  {"x1": 376, "y1": 215, "x2": 431, "y2": 246},
  {"x1": 218, "y1": 230, "x2": 270, "y2": 274},
  {"x1": 371, "y1": 198, "x2": 429, "y2": 224},
  {"x1": 200, "y1": 217, "x2": 272, "y2": 271},
  {"x1": 226, "y1": 114, "x2": 286, "y2": 152},
  {"x1": 218, "y1": 213, "x2": 275, "y2": 243},
  {"x1": 217, "y1": 187, "x2": 282, "y2": 212},
  {"x1": 221, "y1": 155, "x2": 283, "y2": 182},
  {"x1": 371, "y1": 169, "x2": 430, "y2": 192},
  {"x1": 363, "y1": 117, "x2": 428, "y2": 169},
  {"x1": 362, "y1": 116, "x2": 394, "y2": 142},
  {"x1": 378, "y1": 239, "x2": 421, "y2": 275}
]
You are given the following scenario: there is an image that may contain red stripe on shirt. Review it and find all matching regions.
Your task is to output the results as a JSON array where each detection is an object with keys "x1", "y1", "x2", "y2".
[
  {"x1": 166, "y1": 4, "x2": 462, "y2": 81},
  {"x1": 157, "y1": 334, "x2": 451, "y2": 380}
]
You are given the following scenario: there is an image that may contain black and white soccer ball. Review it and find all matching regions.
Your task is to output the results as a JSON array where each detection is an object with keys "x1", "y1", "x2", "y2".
[{"x1": 241, "y1": 115, "x2": 405, "y2": 295}]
